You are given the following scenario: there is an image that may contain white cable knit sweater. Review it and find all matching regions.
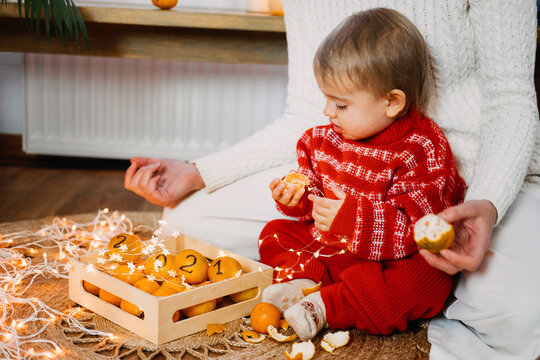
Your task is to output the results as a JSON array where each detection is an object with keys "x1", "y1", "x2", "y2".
[{"x1": 194, "y1": 0, "x2": 539, "y2": 223}]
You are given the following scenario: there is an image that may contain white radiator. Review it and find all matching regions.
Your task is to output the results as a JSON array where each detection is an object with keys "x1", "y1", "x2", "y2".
[{"x1": 23, "y1": 53, "x2": 288, "y2": 160}]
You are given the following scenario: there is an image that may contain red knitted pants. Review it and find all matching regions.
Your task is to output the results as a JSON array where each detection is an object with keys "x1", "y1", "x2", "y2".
[{"x1": 259, "y1": 219, "x2": 453, "y2": 335}]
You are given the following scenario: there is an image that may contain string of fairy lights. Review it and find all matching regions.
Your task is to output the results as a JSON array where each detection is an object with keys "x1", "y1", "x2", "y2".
[
  {"x1": 259, "y1": 233, "x2": 348, "y2": 283},
  {"x1": 0, "y1": 209, "x2": 130, "y2": 359},
  {"x1": 0, "y1": 202, "x2": 347, "y2": 358}
]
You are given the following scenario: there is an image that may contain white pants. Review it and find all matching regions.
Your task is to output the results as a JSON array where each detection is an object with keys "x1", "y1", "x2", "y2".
[
  {"x1": 163, "y1": 167, "x2": 540, "y2": 359},
  {"x1": 429, "y1": 186, "x2": 540, "y2": 360}
]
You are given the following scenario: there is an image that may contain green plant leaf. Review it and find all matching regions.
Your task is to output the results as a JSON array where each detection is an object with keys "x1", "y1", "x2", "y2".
[{"x1": 1, "y1": 0, "x2": 89, "y2": 48}]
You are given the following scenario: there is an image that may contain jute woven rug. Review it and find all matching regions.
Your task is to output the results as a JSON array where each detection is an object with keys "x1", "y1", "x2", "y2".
[{"x1": 0, "y1": 212, "x2": 431, "y2": 360}]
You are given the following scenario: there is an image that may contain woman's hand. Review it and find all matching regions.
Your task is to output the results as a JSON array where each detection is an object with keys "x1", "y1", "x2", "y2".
[
  {"x1": 308, "y1": 185, "x2": 346, "y2": 232},
  {"x1": 419, "y1": 200, "x2": 498, "y2": 275},
  {"x1": 269, "y1": 177, "x2": 306, "y2": 207},
  {"x1": 124, "y1": 157, "x2": 205, "y2": 207}
]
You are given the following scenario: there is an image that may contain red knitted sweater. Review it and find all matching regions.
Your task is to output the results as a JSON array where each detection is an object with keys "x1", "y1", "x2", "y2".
[{"x1": 276, "y1": 109, "x2": 466, "y2": 261}]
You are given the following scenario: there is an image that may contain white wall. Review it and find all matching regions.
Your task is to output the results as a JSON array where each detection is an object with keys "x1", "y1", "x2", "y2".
[
  {"x1": 0, "y1": 52, "x2": 24, "y2": 134},
  {"x1": 0, "y1": 0, "x2": 277, "y2": 136}
]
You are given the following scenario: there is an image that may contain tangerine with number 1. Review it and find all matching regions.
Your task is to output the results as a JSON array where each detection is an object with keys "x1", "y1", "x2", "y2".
[{"x1": 208, "y1": 256, "x2": 242, "y2": 282}]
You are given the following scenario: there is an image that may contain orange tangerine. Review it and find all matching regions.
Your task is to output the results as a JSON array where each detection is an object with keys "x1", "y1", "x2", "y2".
[
  {"x1": 82, "y1": 281, "x2": 100, "y2": 296},
  {"x1": 152, "y1": 285, "x2": 177, "y2": 297},
  {"x1": 208, "y1": 256, "x2": 242, "y2": 282},
  {"x1": 99, "y1": 288, "x2": 122, "y2": 307},
  {"x1": 173, "y1": 310, "x2": 182, "y2": 322},
  {"x1": 107, "y1": 233, "x2": 142, "y2": 264},
  {"x1": 152, "y1": 0, "x2": 177, "y2": 9},
  {"x1": 250, "y1": 302, "x2": 280, "y2": 334},
  {"x1": 174, "y1": 249, "x2": 209, "y2": 284},
  {"x1": 230, "y1": 287, "x2": 259, "y2": 303},
  {"x1": 120, "y1": 299, "x2": 143, "y2": 317},
  {"x1": 113, "y1": 264, "x2": 145, "y2": 285},
  {"x1": 144, "y1": 253, "x2": 176, "y2": 280},
  {"x1": 133, "y1": 277, "x2": 160, "y2": 294},
  {"x1": 162, "y1": 277, "x2": 187, "y2": 293},
  {"x1": 182, "y1": 299, "x2": 217, "y2": 318}
]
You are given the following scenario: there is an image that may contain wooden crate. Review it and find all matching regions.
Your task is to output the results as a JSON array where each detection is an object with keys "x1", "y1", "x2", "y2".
[{"x1": 68, "y1": 235, "x2": 273, "y2": 345}]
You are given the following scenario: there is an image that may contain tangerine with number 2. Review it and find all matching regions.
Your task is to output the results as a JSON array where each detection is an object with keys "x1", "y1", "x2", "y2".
[
  {"x1": 174, "y1": 249, "x2": 209, "y2": 284},
  {"x1": 107, "y1": 233, "x2": 142, "y2": 264}
]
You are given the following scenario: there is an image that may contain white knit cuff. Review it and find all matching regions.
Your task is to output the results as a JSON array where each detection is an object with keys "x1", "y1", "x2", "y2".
[{"x1": 464, "y1": 183, "x2": 515, "y2": 226}]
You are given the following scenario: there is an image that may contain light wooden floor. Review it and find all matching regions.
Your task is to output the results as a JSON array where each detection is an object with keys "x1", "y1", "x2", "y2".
[{"x1": 0, "y1": 135, "x2": 161, "y2": 223}]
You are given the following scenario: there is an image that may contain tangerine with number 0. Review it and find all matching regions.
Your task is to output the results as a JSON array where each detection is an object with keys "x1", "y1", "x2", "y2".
[
  {"x1": 144, "y1": 253, "x2": 176, "y2": 280},
  {"x1": 174, "y1": 249, "x2": 209, "y2": 284}
]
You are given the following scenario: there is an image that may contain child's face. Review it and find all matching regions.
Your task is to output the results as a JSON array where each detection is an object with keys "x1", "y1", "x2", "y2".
[{"x1": 317, "y1": 79, "x2": 393, "y2": 141}]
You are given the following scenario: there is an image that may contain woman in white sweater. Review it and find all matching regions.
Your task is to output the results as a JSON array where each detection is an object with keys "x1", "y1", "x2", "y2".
[{"x1": 125, "y1": 1, "x2": 540, "y2": 358}]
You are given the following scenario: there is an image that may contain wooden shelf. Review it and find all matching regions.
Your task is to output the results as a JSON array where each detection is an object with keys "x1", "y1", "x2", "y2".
[{"x1": 0, "y1": 3, "x2": 287, "y2": 64}]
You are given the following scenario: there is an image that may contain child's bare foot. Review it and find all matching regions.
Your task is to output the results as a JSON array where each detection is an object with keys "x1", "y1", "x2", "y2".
[
  {"x1": 262, "y1": 278, "x2": 317, "y2": 313},
  {"x1": 284, "y1": 291, "x2": 327, "y2": 341}
]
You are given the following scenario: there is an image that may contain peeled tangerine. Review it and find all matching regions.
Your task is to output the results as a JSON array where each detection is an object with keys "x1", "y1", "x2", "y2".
[
  {"x1": 320, "y1": 330, "x2": 350, "y2": 353},
  {"x1": 284, "y1": 341, "x2": 316, "y2": 360},
  {"x1": 414, "y1": 214, "x2": 455, "y2": 253},
  {"x1": 283, "y1": 172, "x2": 310, "y2": 191}
]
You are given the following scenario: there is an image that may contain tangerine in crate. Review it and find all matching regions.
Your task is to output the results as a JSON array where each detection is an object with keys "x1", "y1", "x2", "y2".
[
  {"x1": 69, "y1": 233, "x2": 273, "y2": 344},
  {"x1": 174, "y1": 249, "x2": 208, "y2": 284}
]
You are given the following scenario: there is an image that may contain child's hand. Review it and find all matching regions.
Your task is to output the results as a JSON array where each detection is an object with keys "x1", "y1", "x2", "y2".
[
  {"x1": 269, "y1": 177, "x2": 306, "y2": 207},
  {"x1": 308, "y1": 185, "x2": 346, "y2": 232}
]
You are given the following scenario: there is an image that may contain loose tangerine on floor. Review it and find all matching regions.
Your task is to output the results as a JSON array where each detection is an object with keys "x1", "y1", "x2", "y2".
[{"x1": 250, "y1": 302, "x2": 280, "y2": 334}]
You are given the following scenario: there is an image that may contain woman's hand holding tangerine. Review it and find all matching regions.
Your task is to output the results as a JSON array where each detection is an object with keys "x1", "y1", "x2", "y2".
[
  {"x1": 419, "y1": 199, "x2": 498, "y2": 275},
  {"x1": 269, "y1": 177, "x2": 306, "y2": 207},
  {"x1": 125, "y1": 157, "x2": 205, "y2": 207},
  {"x1": 308, "y1": 184, "x2": 346, "y2": 232}
]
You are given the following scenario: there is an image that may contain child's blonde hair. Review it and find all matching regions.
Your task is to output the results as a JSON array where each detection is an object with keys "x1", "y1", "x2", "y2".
[{"x1": 314, "y1": 8, "x2": 434, "y2": 114}]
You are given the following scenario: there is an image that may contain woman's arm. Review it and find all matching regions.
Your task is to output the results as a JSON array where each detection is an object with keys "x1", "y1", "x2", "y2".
[{"x1": 464, "y1": 0, "x2": 538, "y2": 222}]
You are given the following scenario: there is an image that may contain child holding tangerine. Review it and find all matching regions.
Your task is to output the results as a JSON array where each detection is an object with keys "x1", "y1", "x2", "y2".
[{"x1": 259, "y1": 8, "x2": 466, "y2": 340}]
